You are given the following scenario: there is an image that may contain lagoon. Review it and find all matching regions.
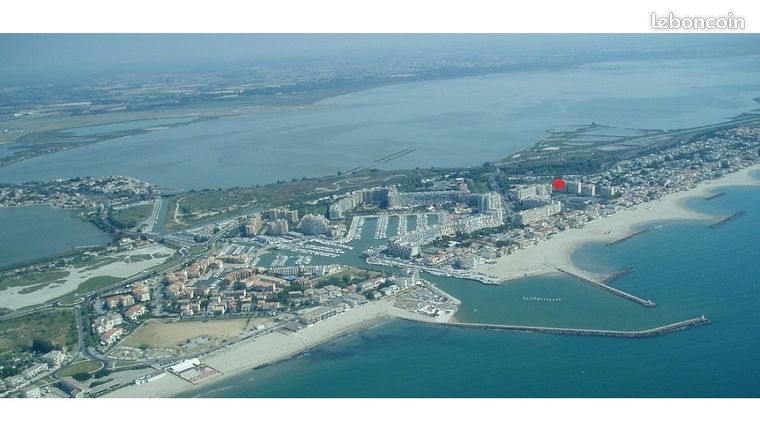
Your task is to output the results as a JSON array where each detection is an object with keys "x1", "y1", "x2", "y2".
[
  {"x1": 1, "y1": 55, "x2": 759, "y2": 190},
  {"x1": 0, "y1": 205, "x2": 111, "y2": 268}
]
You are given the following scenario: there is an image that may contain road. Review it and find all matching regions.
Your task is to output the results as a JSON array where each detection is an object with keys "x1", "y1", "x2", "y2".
[{"x1": 137, "y1": 198, "x2": 162, "y2": 234}]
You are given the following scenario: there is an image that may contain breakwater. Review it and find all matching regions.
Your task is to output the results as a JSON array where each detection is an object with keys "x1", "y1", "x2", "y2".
[
  {"x1": 705, "y1": 192, "x2": 726, "y2": 201},
  {"x1": 556, "y1": 268, "x2": 656, "y2": 307},
  {"x1": 606, "y1": 230, "x2": 648, "y2": 246},
  {"x1": 401, "y1": 316, "x2": 710, "y2": 338},
  {"x1": 709, "y1": 211, "x2": 745, "y2": 229},
  {"x1": 601, "y1": 267, "x2": 635, "y2": 285}
]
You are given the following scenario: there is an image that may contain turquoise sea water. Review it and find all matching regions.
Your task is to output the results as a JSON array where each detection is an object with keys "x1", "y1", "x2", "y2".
[
  {"x1": 181, "y1": 183, "x2": 760, "y2": 397},
  {"x1": 0, "y1": 205, "x2": 111, "y2": 268},
  {"x1": 1, "y1": 55, "x2": 759, "y2": 189}
]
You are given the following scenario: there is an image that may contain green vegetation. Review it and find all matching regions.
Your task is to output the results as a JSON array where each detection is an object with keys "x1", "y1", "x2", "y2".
[
  {"x1": 72, "y1": 275, "x2": 123, "y2": 294},
  {"x1": 0, "y1": 309, "x2": 77, "y2": 355},
  {"x1": 124, "y1": 253, "x2": 153, "y2": 263},
  {"x1": 58, "y1": 297, "x2": 84, "y2": 306},
  {"x1": 59, "y1": 360, "x2": 103, "y2": 377},
  {"x1": 165, "y1": 168, "x2": 441, "y2": 230},
  {"x1": 109, "y1": 203, "x2": 153, "y2": 229},
  {"x1": 187, "y1": 245, "x2": 207, "y2": 255},
  {"x1": 18, "y1": 283, "x2": 49, "y2": 294},
  {"x1": 0, "y1": 270, "x2": 70, "y2": 292},
  {"x1": 72, "y1": 372, "x2": 91, "y2": 382},
  {"x1": 490, "y1": 122, "x2": 738, "y2": 176},
  {"x1": 70, "y1": 255, "x2": 119, "y2": 269},
  {"x1": 316, "y1": 268, "x2": 375, "y2": 288},
  {"x1": 31, "y1": 338, "x2": 56, "y2": 354}
]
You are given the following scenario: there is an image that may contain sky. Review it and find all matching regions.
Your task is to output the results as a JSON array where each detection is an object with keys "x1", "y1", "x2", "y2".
[{"x1": 1, "y1": 34, "x2": 759, "y2": 86}]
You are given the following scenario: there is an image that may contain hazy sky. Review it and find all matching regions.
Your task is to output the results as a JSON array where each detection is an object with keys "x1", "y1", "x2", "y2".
[{"x1": 2, "y1": 34, "x2": 759, "y2": 86}]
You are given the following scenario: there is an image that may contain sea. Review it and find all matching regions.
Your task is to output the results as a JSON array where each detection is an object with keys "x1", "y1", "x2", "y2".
[
  {"x1": 1, "y1": 52, "x2": 759, "y2": 396},
  {"x1": 181, "y1": 182, "x2": 760, "y2": 397}
]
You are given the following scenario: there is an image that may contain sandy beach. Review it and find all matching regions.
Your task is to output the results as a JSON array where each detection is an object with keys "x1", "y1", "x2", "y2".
[
  {"x1": 476, "y1": 164, "x2": 760, "y2": 282},
  {"x1": 106, "y1": 298, "x2": 432, "y2": 398}
]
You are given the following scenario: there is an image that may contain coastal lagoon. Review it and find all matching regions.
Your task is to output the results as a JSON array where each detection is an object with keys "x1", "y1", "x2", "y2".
[
  {"x1": 1, "y1": 55, "x2": 760, "y2": 189},
  {"x1": 0, "y1": 205, "x2": 111, "y2": 268},
  {"x1": 182, "y1": 184, "x2": 760, "y2": 397}
]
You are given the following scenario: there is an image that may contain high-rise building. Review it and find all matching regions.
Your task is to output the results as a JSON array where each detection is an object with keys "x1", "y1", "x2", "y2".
[
  {"x1": 386, "y1": 186, "x2": 466, "y2": 209},
  {"x1": 243, "y1": 213, "x2": 263, "y2": 236},
  {"x1": 599, "y1": 185, "x2": 619, "y2": 198},
  {"x1": 266, "y1": 208, "x2": 299, "y2": 225},
  {"x1": 536, "y1": 183, "x2": 554, "y2": 196},
  {"x1": 455, "y1": 254, "x2": 477, "y2": 269},
  {"x1": 265, "y1": 219, "x2": 289, "y2": 236},
  {"x1": 386, "y1": 240, "x2": 420, "y2": 258},
  {"x1": 522, "y1": 194, "x2": 552, "y2": 208},
  {"x1": 516, "y1": 202, "x2": 562, "y2": 225},
  {"x1": 298, "y1": 214, "x2": 330, "y2": 235},
  {"x1": 510, "y1": 185, "x2": 537, "y2": 200},
  {"x1": 565, "y1": 180, "x2": 582, "y2": 195}
]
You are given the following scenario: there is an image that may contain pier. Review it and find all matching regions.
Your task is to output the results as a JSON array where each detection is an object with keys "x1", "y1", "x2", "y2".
[
  {"x1": 556, "y1": 268, "x2": 656, "y2": 307},
  {"x1": 417, "y1": 213, "x2": 428, "y2": 230},
  {"x1": 709, "y1": 211, "x2": 745, "y2": 229},
  {"x1": 346, "y1": 216, "x2": 363, "y2": 241},
  {"x1": 705, "y1": 191, "x2": 726, "y2": 201},
  {"x1": 397, "y1": 214, "x2": 408, "y2": 237},
  {"x1": 606, "y1": 230, "x2": 648, "y2": 246},
  {"x1": 402, "y1": 315, "x2": 710, "y2": 338},
  {"x1": 374, "y1": 213, "x2": 389, "y2": 239}
]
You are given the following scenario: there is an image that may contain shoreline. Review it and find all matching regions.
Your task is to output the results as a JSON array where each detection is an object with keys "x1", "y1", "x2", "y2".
[
  {"x1": 476, "y1": 164, "x2": 760, "y2": 282},
  {"x1": 105, "y1": 299, "x2": 432, "y2": 398},
  {"x1": 103, "y1": 165, "x2": 760, "y2": 398}
]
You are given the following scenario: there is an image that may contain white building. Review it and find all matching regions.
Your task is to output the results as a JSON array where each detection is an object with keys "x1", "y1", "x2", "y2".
[
  {"x1": 298, "y1": 214, "x2": 330, "y2": 235},
  {"x1": 517, "y1": 202, "x2": 562, "y2": 225},
  {"x1": 41, "y1": 350, "x2": 68, "y2": 367},
  {"x1": 21, "y1": 362, "x2": 49, "y2": 380}
]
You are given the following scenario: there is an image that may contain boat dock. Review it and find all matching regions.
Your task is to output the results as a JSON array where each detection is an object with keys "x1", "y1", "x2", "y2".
[
  {"x1": 556, "y1": 267, "x2": 656, "y2": 307},
  {"x1": 709, "y1": 211, "x2": 745, "y2": 229},
  {"x1": 399, "y1": 316, "x2": 709, "y2": 338}
]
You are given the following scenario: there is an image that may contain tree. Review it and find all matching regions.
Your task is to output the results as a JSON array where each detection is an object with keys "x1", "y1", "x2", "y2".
[
  {"x1": 73, "y1": 372, "x2": 91, "y2": 382},
  {"x1": 31, "y1": 338, "x2": 55, "y2": 354}
]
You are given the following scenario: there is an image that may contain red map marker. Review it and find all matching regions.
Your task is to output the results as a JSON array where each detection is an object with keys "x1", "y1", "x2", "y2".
[{"x1": 551, "y1": 177, "x2": 566, "y2": 191}]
